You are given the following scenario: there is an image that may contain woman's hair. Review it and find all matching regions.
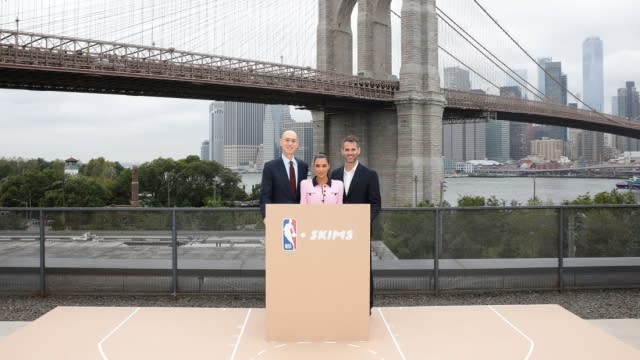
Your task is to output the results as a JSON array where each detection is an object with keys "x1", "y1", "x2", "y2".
[{"x1": 312, "y1": 152, "x2": 329, "y2": 165}]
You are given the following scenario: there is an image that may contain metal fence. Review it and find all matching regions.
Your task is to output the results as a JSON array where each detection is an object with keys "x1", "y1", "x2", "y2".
[{"x1": 1, "y1": 205, "x2": 638, "y2": 295}]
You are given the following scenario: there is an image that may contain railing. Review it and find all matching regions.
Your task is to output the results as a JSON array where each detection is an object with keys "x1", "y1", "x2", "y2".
[
  {"x1": 0, "y1": 29, "x2": 398, "y2": 102},
  {"x1": 444, "y1": 89, "x2": 640, "y2": 134},
  {"x1": 1, "y1": 205, "x2": 638, "y2": 295},
  {"x1": 3, "y1": 30, "x2": 640, "y2": 135}
]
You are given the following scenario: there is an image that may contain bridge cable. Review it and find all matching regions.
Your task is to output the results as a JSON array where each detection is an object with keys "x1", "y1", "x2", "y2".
[
  {"x1": 472, "y1": 0, "x2": 607, "y2": 120},
  {"x1": 435, "y1": 7, "x2": 546, "y2": 101},
  {"x1": 391, "y1": 9, "x2": 515, "y2": 96}
]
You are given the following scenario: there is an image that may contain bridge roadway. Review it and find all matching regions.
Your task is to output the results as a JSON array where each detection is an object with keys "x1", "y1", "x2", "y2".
[{"x1": 2, "y1": 29, "x2": 640, "y2": 138}]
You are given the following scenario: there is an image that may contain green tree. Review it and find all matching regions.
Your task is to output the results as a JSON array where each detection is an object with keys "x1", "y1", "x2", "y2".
[
  {"x1": 43, "y1": 176, "x2": 110, "y2": 207},
  {"x1": 137, "y1": 156, "x2": 245, "y2": 207},
  {"x1": 457, "y1": 195, "x2": 486, "y2": 207},
  {"x1": 109, "y1": 168, "x2": 132, "y2": 205}
]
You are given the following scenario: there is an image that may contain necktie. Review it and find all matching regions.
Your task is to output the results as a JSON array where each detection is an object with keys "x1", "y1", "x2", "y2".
[{"x1": 289, "y1": 161, "x2": 296, "y2": 196}]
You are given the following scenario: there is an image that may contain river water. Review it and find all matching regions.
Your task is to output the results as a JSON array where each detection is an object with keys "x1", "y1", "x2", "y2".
[
  {"x1": 241, "y1": 173, "x2": 637, "y2": 205},
  {"x1": 441, "y1": 176, "x2": 631, "y2": 205}
]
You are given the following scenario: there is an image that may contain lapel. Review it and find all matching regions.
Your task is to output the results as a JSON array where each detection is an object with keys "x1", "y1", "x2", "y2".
[
  {"x1": 277, "y1": 159, "x2": 291, "y2": 194},
  {"x1": 349, "y1": 164, "x2": 364, "y2": 196}
]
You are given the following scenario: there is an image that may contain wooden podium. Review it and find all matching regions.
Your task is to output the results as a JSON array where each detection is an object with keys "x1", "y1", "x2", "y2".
[{"x1": 265, "y1": 204, "x2": 370, "y2": 341}]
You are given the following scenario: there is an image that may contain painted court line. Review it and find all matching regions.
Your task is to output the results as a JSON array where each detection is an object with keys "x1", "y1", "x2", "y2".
[
  {"x1": 230, "y1": 309, "x2": 252, "y2": 360},
  {"x1": 98, "y1": 307, "x2": 141, "y2": 360},
  {"x1": 378, "y1": 308, "x2": 407, "y2": 360},
  {"x1": 487, "y1": 305, "x2": 535, "y2": 360}
]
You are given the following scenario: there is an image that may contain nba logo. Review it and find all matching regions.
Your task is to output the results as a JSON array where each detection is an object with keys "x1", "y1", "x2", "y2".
[{"x1": 282, "y1": 218, "x2": 297, "y2": 251}]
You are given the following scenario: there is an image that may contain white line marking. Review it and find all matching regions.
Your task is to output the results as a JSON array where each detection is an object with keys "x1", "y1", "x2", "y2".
[
  {"x1": 378, "y1": 308, "x2": 407, "y2": 360},
  {"x1": 230, "y1": 309, "x2": 252, "y2": 360},
  {"x1": 98, "y1": 307, "x2": 141, "y2": 360},
  {"x1": 274, "y1": 344, "x2": 287, "y2": 349},
  {"x1": 348, "y1": 343, "x2": 360, "y2": 348},
  {"x1": 257, "y1": 349, "x2": 267, "y2": 356},
  {"x1": 488, "y1": 306, "x2": 535, "y2": 360}
]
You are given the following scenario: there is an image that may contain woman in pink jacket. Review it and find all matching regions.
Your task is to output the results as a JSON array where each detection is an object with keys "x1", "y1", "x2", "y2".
[{"x1": 300, "y1": 153, "x2": 343, "y2": 204}]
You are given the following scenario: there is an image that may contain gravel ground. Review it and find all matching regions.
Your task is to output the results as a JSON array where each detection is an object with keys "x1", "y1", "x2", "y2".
[{"x1": 1, "y1": 288, "x2": 638, "y2": 321}]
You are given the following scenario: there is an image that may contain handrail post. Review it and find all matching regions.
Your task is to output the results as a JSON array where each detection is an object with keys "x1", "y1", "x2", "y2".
[
  {"x1": 434, "y1": 208, "x2": 441, "y2": 295},
  {"x1": 171, "y1": 209, "x2": 177, "y2": 297},
  {"x1": 558, "y1": 206, "x2": 564, "y2": 292},
  {"x1": 39, "y1": 209, "x2": 46, "y2": 297}
]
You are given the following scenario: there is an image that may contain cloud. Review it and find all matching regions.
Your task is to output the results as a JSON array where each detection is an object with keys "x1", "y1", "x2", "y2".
[
  {"x1": 1, "y1": 90, "x2": 209, "y2": 163},
  {"x1": 1, "y1": 0, "x2": 639, "y2": 164}
]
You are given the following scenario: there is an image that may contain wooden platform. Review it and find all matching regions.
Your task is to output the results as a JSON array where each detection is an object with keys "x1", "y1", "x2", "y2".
[{"x1": 0, "y1": 305, "x2": 638, "y2": 359}]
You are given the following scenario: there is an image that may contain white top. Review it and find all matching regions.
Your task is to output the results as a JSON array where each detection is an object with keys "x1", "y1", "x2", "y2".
[
  {"x1": 281, "y1": 155, "x2": 297, "y2": 183},
  {"x1": 343, "y1": 161, "x2": 358, "y2": 195}
]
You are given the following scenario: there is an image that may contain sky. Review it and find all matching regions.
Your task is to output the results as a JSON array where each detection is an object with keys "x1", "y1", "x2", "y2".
[{"x1": 1, "y1": 0, "x2": 639, "y2": 165}]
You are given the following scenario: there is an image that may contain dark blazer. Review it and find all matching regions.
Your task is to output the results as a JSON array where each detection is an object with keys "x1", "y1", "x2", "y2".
[
  {"x1": 331, "y1": 163, "x2": 381, "y2": 221},
  {"x1": 259, "y1": 157, "x2": 309, "y2": 218}
]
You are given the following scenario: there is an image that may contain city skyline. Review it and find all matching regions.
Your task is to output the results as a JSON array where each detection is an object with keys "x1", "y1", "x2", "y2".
[{"x1": 1, "y1": 0, "x2": 639, "y2": 164}]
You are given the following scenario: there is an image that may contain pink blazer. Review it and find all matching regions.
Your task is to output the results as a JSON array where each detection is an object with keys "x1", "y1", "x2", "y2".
[{"x1": 300, "y1": 178, "x2": 344, "y2": 204}]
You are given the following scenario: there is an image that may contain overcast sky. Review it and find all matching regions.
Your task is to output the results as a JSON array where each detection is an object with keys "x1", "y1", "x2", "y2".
[{"x1": 1, "y1": 0, "x2": 639, "y2": 165}]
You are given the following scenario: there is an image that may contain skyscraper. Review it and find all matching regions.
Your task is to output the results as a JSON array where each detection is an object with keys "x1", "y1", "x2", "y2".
[
  {"x1": 536, "y1": 57, "x2": 552, "y2": 96},
  {"x1": 505, "y1": 68, "x2": 529, "y2": 99},
  {"x1": 612, "y1": 96, "x2": 619, "y2": 116},
  {"x1": 486, "y1": 86, "x2": 519, "y2": 162},
  {"x1": 442, "y1": 67, "x2": 485, "y2": 162},
  {"x1": 209, "y1": 101, "x2": 266, "y2": 169},
  {"x1": 583, "y1": 37, "x2": 603, "y2": 112},
  {"x1": 209, "y1": 102, "x2": 224, "y2": 163},
  {"x1": 615, "y1": 82, "x2": 640, "y2": 152},
  {"x1": 543, "y1": 61, "x2": 567, "y2": 141},
  {"x1": 443, "y1": 67, "x2": 470, "y2": 162},
  {"x1": 200, "y1": 140, "x2": 210, "y2": 161},
  {"x1": 485, "y1": 118, "x2": 509, "y2": 162},
  {"x1": 581, "y1": 37, "x2": 605, "y2": 164},
  {"x1": 545, "y1": 61, "x2": 567, "y2": 106},
  {"x1": 286, "y1": 119, "x2": 313, "y2": 167},
  {"x1": 444, "y1": 66, "x2": 471, "y2": 90},
  {"x1": 624, "y1": 81, "x2": 640, "y2": 119},
  {"x1": 263, "y1": 104, "x2": 293, "y2": 162}
]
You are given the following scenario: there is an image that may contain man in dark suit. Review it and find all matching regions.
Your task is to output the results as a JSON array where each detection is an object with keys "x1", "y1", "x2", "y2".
[
  {"x1": 330, "y1": 135, "x2": 381, "y2": 312},
  {"x1": 259, "y1": 130, "x2": 309, "y2": 218}
]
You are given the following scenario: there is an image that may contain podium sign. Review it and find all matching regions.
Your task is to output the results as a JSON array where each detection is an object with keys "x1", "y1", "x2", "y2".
[{"x1": 265, "y1": 204, "x2": 370, "y2": 341}]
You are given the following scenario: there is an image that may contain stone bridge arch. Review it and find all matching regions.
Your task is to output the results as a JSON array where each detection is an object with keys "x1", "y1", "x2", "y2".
[{"x1": 315, "y1": 0, "x2": 444, "y2": 206}]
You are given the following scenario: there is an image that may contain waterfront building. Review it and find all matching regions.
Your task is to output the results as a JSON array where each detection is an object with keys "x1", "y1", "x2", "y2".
[
  {"x1": 486, "y1": 118, "x2": 510, "y2": 163},
  {"x1": 531, "y1": 138, "x2": 564, "y2": 161},
  {"x1": 443, "y1": 67, "x2": 485, "y2": 161},
  {"x1": 487, "y1": 86, "x2": 520, "y2": 162}
]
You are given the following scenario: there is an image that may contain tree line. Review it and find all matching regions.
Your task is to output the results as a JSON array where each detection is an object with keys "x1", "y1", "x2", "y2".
[
  {"x1": 0, "y1": 156, "x2": 258, "y2": 208},
  {"x1": 377, "y1": 190, "x2": 639, "y2": 260}
]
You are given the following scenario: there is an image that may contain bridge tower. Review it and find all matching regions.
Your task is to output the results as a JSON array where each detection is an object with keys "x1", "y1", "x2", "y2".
[{"x1": 315, "y1": 0, "x2": 444, "y2": 206}]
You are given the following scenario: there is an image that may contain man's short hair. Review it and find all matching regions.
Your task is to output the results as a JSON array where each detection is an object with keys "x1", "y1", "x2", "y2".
[{"x1": 341, "y1": 135, "x2": 360, "y2": 148}]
